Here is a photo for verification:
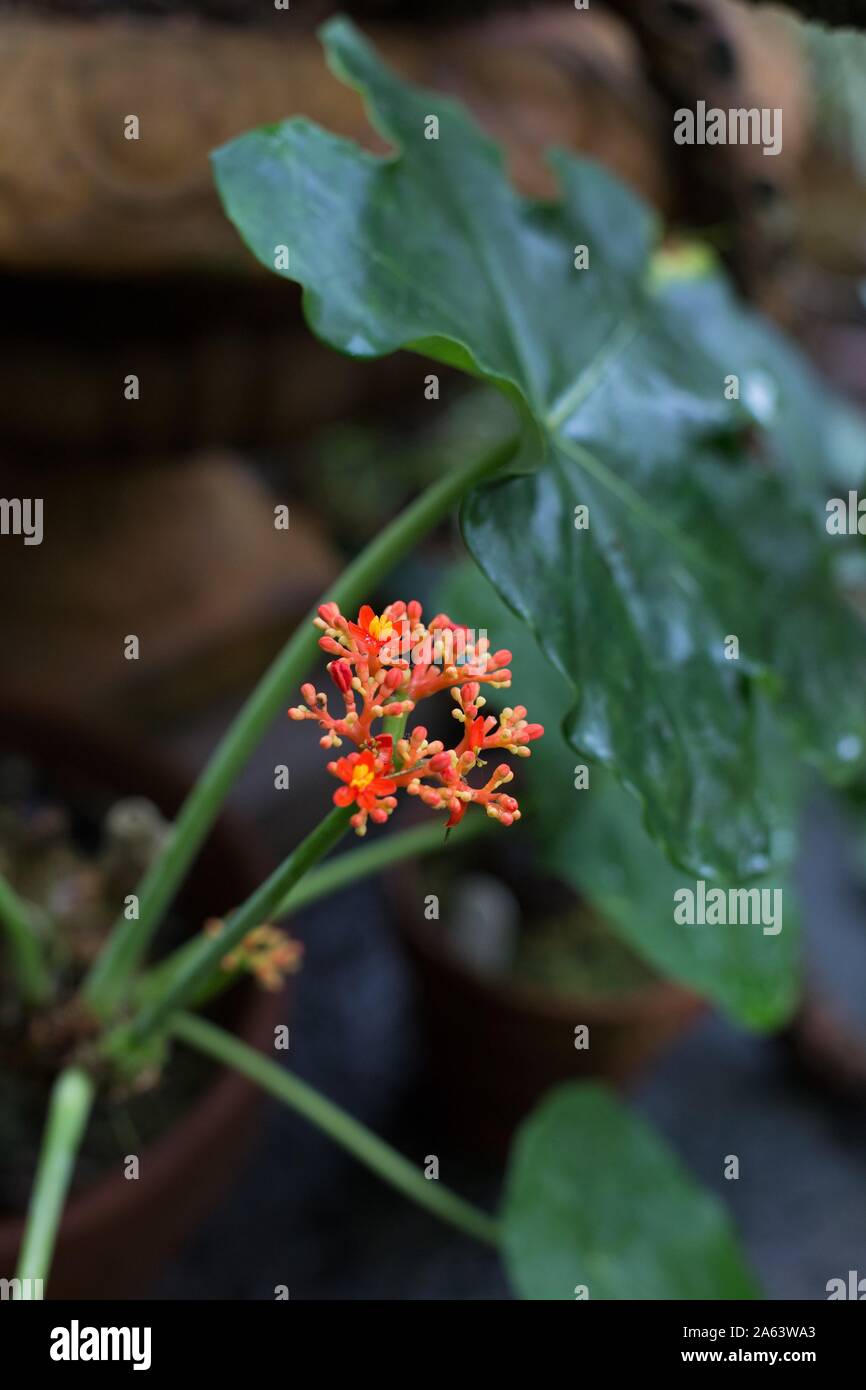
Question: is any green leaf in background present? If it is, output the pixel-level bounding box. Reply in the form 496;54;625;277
213;15;866;880
438;559;801;1030
502;1083;761;1300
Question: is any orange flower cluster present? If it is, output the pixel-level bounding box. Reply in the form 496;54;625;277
289;601;543;835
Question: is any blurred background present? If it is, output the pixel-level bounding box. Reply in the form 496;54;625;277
2;0;866;1298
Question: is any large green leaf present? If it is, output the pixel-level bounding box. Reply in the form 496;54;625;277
213;16;866;879
212;16;732;448
682;452;866;787
462;449;775;881
545;768;800;1032
502;1083;761;1300
464;435;866;872
439;560;801;1030
656;274;866;497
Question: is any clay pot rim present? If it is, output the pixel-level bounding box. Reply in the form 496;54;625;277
0;983;280;1248
387;856;704;1026
0;697;281;1249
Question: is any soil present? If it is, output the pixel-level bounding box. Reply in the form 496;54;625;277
512;900;658;997
0;1048;216;1212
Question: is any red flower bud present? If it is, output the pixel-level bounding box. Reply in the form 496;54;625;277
329;660;353;693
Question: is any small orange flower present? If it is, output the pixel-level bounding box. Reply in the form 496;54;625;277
328;746;398;833
347;604;395;654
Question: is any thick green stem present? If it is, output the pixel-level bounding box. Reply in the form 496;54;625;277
113;806;352;1050
135;814;490;1013
273;812;489;918
0;873;52;1007
172;1010;499;1248
14;1067;95;1296
83;434;517;1017
381;709;410;766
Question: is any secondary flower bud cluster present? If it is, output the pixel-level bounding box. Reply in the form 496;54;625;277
204;920;303;991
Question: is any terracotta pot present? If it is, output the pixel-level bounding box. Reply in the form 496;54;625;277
390;860;705;1157
0;702;283;1298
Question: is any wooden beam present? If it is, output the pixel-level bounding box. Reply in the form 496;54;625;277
0;11;666;273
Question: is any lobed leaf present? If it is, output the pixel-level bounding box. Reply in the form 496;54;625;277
213;16;866;879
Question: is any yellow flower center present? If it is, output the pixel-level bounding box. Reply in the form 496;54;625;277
350;761;376;792
368;613;393;642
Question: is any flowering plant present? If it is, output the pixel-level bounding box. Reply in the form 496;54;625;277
4;17;866;1304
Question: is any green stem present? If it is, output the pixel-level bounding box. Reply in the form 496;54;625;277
82;434;517;1018
381;709;410;767
172;1010;499;1248
135;814;490;1013
0;872;52;1007
14;1067;95;1296
273;812;489;918
115;805;352;1049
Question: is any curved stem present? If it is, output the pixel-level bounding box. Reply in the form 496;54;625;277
114;805;352;1050
14;1067;95;1296
83;434;518;1018
134;814;490;1014
0;873;52;1007
272;811;489;918
172;1010;500;1249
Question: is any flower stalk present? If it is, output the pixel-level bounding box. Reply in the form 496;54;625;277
172;1010;499;1248
82;434;518;1019
134;813;490;1012
14;1068;95;1295
0;872;52;1007
275;811;490;917
111;805;352;1051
